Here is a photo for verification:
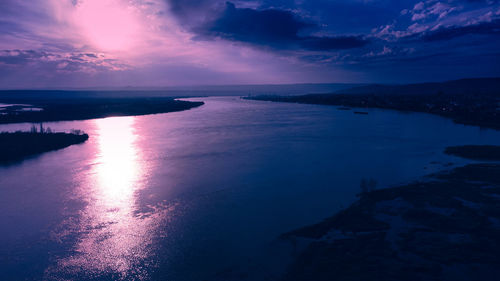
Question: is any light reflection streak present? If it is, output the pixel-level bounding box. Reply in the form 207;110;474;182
97;116;139;209
50;117;160;279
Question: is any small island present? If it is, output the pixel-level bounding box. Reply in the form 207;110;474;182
0;94;205;164
280;145;500;281
0;127;89;164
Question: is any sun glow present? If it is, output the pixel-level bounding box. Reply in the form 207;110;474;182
75;0;140;51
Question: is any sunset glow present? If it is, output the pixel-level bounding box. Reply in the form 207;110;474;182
2;0;499;87
75;0;141;51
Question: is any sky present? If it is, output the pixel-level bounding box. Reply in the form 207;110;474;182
0;0;499;88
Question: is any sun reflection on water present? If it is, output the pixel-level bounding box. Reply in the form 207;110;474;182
49;117;161;279
97;116;140;206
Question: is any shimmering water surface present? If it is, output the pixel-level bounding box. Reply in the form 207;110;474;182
1;97;500;280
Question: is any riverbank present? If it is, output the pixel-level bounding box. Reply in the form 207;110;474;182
0;131;89;164
280;145;500;281
0;97;204;124
245;78;500;130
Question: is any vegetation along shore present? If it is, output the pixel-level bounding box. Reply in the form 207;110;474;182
0;126;89;165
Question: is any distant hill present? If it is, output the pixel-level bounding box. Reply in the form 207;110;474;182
335;77;500;96
0;83;364;99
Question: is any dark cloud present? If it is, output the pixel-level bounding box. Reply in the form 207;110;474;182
300;36;367;51
206;2;311;46
200;2;368;51
422;19;500;41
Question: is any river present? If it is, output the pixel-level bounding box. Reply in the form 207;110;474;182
1;96;500;280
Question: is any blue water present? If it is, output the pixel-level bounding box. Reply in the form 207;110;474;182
1;96;499;280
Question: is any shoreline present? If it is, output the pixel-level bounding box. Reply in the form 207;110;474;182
244;92;500;131
280;145;500;281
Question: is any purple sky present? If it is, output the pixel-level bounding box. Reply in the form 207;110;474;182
1;0;499;88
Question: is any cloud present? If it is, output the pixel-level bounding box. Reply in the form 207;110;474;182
374;0;500;41
0;49;128;72
206;2;312;45
0;50;50;65
1;0;500;87
198;2;368;51
422;18;500;41
299;36;368;51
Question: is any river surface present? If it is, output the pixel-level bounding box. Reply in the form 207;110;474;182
1;96;500;280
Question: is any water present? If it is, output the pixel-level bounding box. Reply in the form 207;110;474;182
0;103;43;113
1;97;500;280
